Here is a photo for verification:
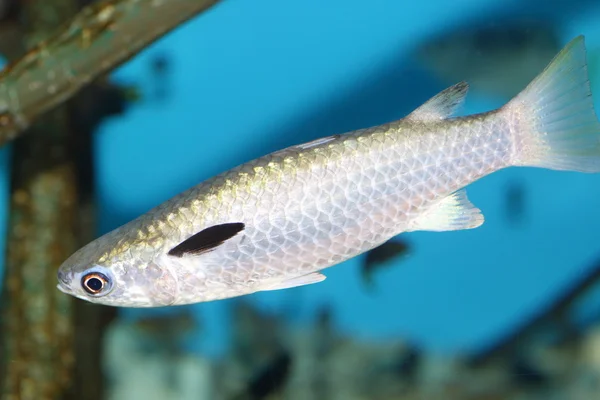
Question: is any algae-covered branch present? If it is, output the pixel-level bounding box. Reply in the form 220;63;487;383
0;0;220;147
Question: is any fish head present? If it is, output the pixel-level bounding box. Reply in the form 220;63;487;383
56;234;179;308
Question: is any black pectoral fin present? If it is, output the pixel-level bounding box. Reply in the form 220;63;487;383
168;222;245;257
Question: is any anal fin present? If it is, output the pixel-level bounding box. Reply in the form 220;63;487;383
409;189;484;232
260;272;326;291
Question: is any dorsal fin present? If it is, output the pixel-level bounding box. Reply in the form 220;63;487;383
407;82;469;121
168;222;245;257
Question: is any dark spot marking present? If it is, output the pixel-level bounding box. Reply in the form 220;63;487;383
168;222;245;258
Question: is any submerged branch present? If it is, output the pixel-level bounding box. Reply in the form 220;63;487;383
0;0;221;146
0;1;81;398
469;256;600;365
0;1;119;399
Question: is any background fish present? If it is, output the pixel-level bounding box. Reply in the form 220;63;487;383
57;36;600;308
414;20;561;99
148;52;172;102
361;239;411;292
504;180;527;227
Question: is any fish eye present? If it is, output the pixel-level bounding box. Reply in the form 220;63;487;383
81;271;112;296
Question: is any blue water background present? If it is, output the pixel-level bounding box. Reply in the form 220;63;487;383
1;0;600;358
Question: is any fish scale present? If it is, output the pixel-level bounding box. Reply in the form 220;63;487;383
57;36;600;307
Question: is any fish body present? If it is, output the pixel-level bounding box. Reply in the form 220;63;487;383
58;36;600;307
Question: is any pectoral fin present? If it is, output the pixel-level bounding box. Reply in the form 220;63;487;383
408;190;484;232
168;222;245;257
260;272;326;291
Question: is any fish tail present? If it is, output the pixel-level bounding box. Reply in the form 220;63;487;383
504;35;600;172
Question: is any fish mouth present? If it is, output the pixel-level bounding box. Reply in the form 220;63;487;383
56;282;90;302
56;283;70;294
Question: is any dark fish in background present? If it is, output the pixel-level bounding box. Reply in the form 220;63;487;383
231;350;293;400
362;239;411;292
149;52;172;101
414;20;561;99
504;180;526;227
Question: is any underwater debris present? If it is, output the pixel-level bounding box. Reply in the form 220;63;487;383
131;308;199;357
509;356;549;387
310;306;337;399
212;302;422;400
361;238;411;292
386;345;422;381
0;0;221;147
128;309;201;392
313;305;337;358
414;19;561;99
231;350;293;400
133;310;197;339
0;0;21;60
99;289;600;400
471;253;600;366
103;317;213;400
230;300;286;368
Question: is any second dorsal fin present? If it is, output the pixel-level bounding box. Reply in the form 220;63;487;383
407;81;469;121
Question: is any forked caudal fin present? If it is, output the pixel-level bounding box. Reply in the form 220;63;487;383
504;35;600;172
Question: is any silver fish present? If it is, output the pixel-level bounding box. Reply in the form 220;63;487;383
57;36;600;307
